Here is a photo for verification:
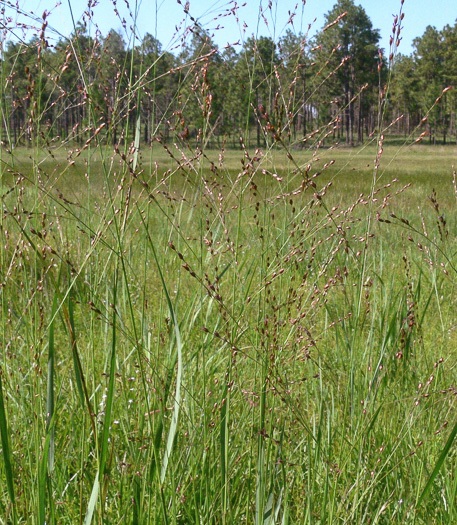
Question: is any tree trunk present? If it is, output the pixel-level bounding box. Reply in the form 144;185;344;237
357;93;362;144
345;84;350;145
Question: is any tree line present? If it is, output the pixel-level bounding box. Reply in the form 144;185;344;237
1;0;456;149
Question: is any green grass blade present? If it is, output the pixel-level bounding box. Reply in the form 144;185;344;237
46;287;60;474
99;277;118;495
157;273;183;484
221;381;229;522
67;294;97;439
139;213;183;484
0;373;16;523
38;412;56;525
84;472;99;525
68;295;86;409
39;283;60;525
160;328;183;484
85;275;118;524
417;420;457;506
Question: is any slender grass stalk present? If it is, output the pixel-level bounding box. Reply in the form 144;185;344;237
0;374;16;524
417;421;457;507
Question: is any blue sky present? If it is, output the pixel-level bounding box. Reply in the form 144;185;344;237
7;0;457;55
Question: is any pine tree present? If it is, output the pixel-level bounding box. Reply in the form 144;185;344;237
314;0;381;145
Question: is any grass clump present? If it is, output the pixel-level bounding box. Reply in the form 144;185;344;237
0;1;456;524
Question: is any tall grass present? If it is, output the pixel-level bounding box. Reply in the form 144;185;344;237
0;1;456;524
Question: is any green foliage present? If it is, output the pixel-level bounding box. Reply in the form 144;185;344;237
1;1;457;523
313;0;383;144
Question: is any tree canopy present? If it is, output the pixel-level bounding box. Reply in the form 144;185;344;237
1;0;456;149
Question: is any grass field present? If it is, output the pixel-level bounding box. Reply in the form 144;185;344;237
1;139;457;524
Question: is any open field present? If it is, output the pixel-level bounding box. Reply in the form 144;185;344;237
1;141;457;523
3;0;457;521
4;141;457;205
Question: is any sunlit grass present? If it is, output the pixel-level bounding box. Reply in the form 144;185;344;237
0;2;457;523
